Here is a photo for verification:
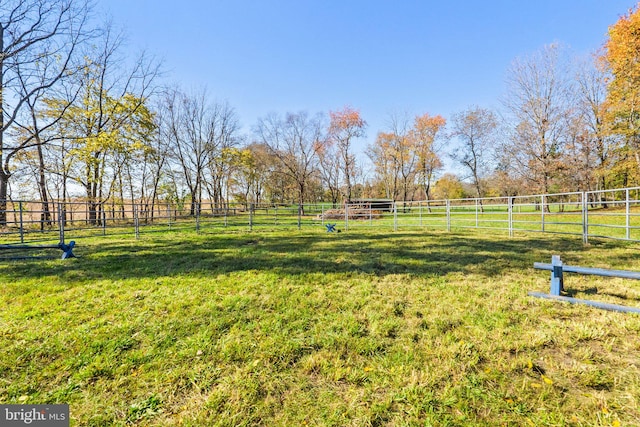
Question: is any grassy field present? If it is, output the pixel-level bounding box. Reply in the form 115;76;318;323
1;228;640;426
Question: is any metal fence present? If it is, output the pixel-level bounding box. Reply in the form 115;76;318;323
3;187;640;245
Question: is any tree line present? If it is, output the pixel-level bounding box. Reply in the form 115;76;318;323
3;0;640;225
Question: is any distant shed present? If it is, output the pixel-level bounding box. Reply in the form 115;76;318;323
347;199;394;212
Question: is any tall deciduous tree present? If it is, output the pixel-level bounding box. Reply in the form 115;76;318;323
366;131;401;200
255;111;323;208
503;43;574;196
602;4;640;183
389;113;417;202
161;88;224;215
575;56;611;193
204;101;241;209
327;106;366;202
315;136;341;206
0;0;92;224
450;107;497;200
48;27;158;223
234;142;276;205
410;113;446;202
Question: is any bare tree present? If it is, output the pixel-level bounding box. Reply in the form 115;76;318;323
204;100;241;209
255;111;323;209
575;55;613;194
315;136;341;206
12;72;81;227
450;106;497;201
0;0;93;224
161;88;209;215
387;112;417;202
502;44;575;197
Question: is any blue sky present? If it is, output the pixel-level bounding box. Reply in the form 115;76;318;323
101;0;636;175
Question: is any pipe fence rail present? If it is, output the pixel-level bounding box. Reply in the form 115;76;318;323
3;187;640;244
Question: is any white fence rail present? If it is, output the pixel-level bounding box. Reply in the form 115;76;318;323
3;187;640;244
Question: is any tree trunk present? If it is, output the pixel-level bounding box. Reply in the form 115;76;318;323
0;171;8;226
0;26;6;226
37;143;52;229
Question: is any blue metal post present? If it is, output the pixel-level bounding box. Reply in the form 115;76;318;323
550;255;563;296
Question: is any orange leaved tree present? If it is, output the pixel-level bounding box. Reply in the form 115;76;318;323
327;106;366;203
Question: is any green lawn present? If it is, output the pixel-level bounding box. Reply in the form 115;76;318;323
1;229;640;426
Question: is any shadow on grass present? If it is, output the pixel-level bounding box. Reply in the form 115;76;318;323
1;230;635;283
563;284;640;303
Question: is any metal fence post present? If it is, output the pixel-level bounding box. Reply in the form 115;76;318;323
19;201;24;243
550;255;564;296
249;203;254;231
58;203;65;245
134;204;140;240
541;195;545;232
446;200;451;232
394;201;398;232
102;208;107;236
582;192;588;244
344;203;349;231
475;198;479;228
508;197;514;237
626;188;630;240
167;203;172;229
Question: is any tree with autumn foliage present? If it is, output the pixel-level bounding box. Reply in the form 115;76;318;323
602;3;640;185
409;113;446;202
327;106;366;202
367;114;415;201
46;28;158;224
433;173;465;200
366;131;402;200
